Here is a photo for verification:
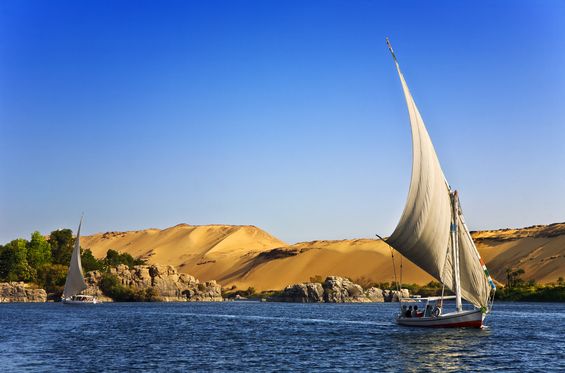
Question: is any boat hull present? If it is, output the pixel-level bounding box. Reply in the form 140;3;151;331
62;297;99;305
396;309;484;328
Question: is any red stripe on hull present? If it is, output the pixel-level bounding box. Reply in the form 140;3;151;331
427;320;482;328
398;319;483;328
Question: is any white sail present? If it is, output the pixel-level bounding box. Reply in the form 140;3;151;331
385;40;494;309
455;206;495;308
62;218;87;299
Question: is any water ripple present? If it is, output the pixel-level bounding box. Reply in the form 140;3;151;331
0;302;563;372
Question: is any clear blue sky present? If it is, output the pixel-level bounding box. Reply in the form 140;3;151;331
1;0;564;244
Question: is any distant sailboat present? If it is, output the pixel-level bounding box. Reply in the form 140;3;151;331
383;39;496;327
62;217;98;304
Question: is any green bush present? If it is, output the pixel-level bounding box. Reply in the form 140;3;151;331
0;239;36;282
100;273;132;301
27;232;52;268
81;249;104;272
36;264;68;294
222;286;258;299
144;287;157;301
1;229;148;299
99;273;156;301
48;229;74;265
105;249;146;268
495;284;565;301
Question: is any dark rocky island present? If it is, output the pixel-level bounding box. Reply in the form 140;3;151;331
274;276;409;303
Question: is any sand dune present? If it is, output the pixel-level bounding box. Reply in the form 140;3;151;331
82;224;287;284
219;239;434;291
82;222;565;291
472;223;565;285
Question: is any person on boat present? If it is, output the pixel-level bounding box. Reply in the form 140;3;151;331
425;304;433;317
412;305;419;317
405;306;413;317
431;301;442;317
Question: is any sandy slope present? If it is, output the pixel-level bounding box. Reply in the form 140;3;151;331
81;224;287;285
82;222;565;291
223;239;435;291
472;223;565;285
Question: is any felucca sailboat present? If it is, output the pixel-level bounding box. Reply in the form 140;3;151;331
62;217;98;304
382;39;496;327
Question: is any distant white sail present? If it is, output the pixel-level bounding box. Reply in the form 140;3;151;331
62;218;87;299
386;41;494;308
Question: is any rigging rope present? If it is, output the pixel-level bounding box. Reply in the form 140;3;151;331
376;234;401;293
398;254;402;290
387;246;401;292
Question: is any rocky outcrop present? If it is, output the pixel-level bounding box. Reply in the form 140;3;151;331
383;288;410;302
275;277;409;303
365;287;385;302
278;282;324;303
85;264;223;302
83;271;115;302
0;282;47;303
323;276;370;303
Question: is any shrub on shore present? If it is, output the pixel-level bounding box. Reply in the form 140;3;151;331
99;273;156;301
222;286;259;299
0;229;147;300
496;283;565;301
494;268;565;301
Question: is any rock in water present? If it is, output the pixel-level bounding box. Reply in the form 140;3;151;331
383;288;410;302
364;287;385;302
85;264;223;302
275;278;409;303
396;289;410;301
323;276;370;303
0;282;47;303
279;282;324;302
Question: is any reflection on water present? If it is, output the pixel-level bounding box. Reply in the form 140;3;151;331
0;302;563;372
388;327;490;372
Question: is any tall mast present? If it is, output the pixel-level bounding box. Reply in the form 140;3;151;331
386;37;398;62
450;191;462;312
385;37;493;311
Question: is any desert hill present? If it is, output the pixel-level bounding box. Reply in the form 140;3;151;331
82;224;286;284
471;223;565;284
82;222;565;291
220;239;434;291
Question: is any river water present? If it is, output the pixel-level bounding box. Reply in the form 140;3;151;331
0;301;563;372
